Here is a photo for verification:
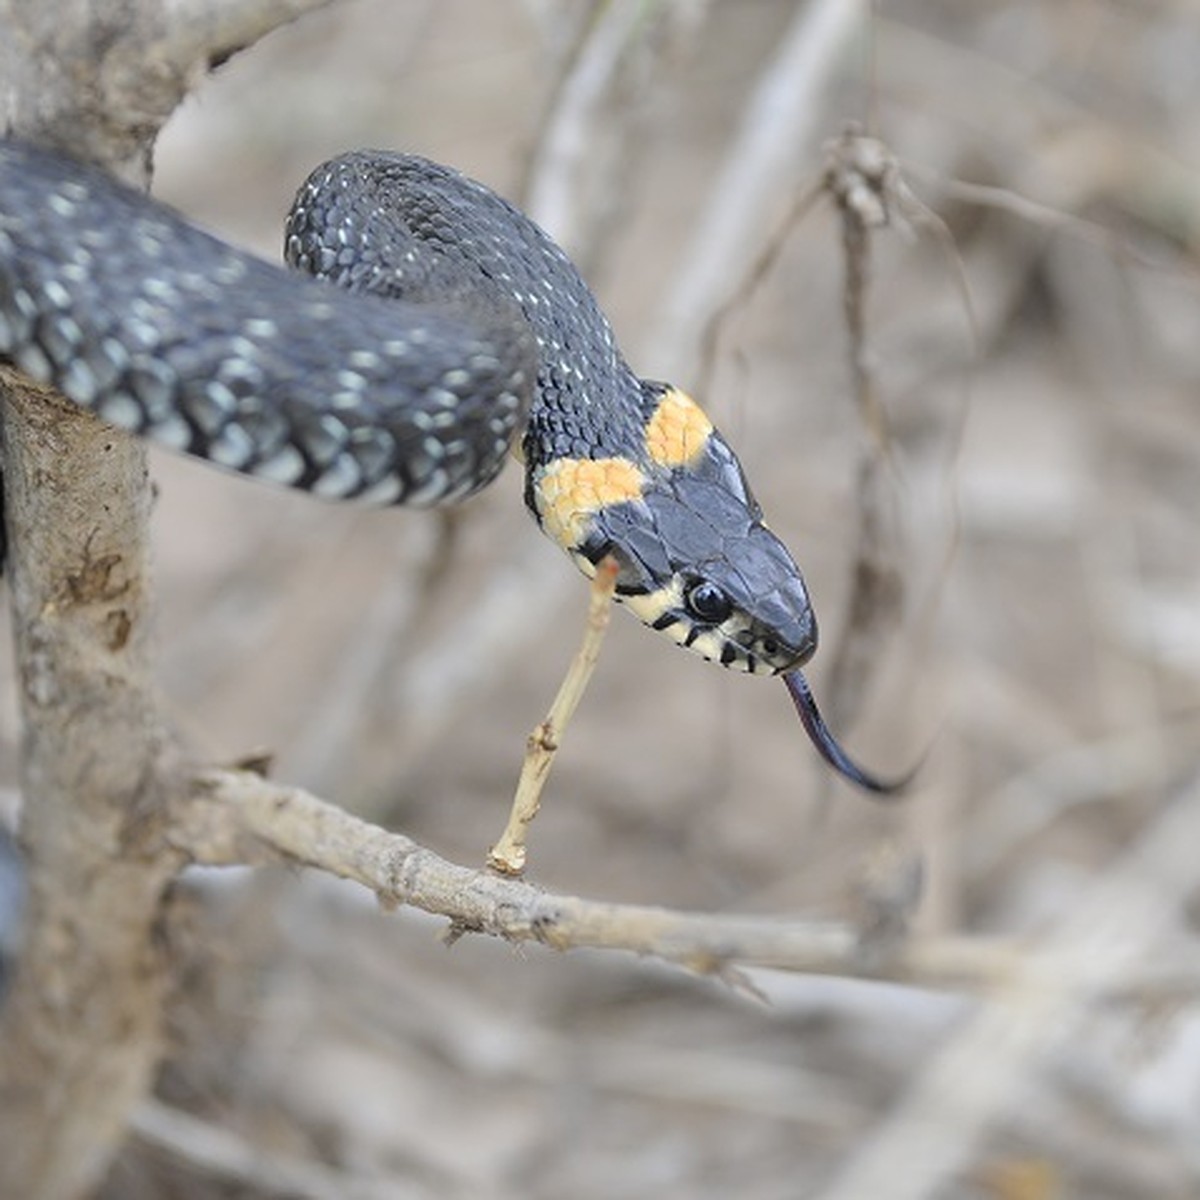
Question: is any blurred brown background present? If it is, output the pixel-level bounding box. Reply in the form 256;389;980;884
4;1;1200;1196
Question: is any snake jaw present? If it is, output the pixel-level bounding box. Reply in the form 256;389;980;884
782;669;912;797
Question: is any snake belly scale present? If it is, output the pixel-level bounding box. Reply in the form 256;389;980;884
0;138;904;794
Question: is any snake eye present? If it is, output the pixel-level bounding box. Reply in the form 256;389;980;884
684;579;732;625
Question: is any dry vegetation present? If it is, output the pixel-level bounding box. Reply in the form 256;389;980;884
2;1;1199;1196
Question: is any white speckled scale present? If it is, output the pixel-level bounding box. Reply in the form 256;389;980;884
0;139;540;506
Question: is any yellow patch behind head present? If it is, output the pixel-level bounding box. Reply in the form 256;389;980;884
644;387;714;469
535;456;646;550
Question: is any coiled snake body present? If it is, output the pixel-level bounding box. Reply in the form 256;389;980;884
0;138;901;793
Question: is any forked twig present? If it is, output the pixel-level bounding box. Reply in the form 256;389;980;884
487;557;620;876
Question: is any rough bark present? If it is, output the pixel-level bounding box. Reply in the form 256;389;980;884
0;378;182;1200
0;3;329;1197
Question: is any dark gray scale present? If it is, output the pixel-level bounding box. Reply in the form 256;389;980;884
0;139;535;506
588;424;818;669
285;152;650;491
0;139;908;794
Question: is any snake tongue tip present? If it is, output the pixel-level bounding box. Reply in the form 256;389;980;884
782;669;912;799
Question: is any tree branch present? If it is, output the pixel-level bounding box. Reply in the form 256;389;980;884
0;377;184;1200
0;0;329;173
142;0;334;67
170;769;1200;1004
0;3;347;1197
166;766;1102;995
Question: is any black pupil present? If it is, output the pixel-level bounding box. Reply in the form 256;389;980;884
685;580;732;625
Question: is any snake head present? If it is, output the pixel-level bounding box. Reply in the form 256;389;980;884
528;383;913;795
586;482;819;676
531;384;817;675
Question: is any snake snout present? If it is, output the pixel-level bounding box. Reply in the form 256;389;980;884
728;526;818;675
766;607;818;674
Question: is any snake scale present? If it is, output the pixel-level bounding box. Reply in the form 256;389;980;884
0;137;904;794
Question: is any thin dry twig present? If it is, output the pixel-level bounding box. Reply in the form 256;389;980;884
648;0;865;382
915;169;1200;284
694;174;827;396
131;1099;410;1200
825;129;896;445
488;557;619;876
523;0;652;252
819;128;909;731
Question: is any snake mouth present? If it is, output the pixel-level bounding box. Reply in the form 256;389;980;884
782;669;913;797
731;620;816;675
617;583;815;675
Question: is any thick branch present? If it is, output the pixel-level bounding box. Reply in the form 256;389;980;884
0;376;184;1200
0;0;333;170
0;3;347;1198
141;0;335;66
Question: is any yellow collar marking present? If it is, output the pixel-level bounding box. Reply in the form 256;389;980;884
536;456;646;549
644;387;714;469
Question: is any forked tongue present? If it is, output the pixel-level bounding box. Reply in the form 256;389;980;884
783;669;913;797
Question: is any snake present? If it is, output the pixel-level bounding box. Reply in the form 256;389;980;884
0;137;905;795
